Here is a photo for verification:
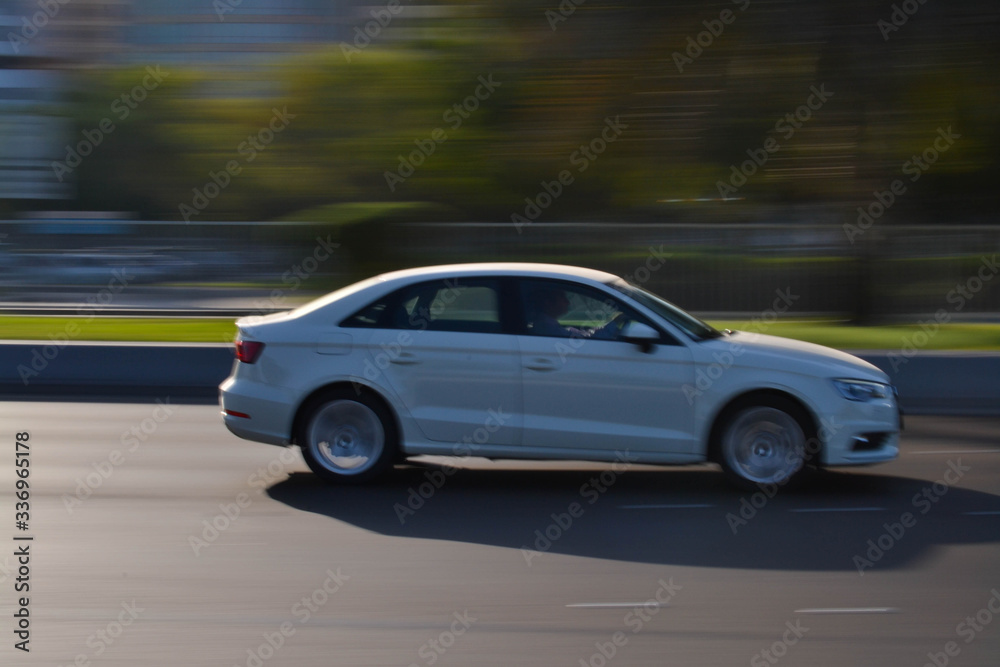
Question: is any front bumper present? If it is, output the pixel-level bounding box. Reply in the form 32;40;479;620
820;395;901;466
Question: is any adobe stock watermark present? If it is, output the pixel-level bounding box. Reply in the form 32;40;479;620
853;458;969;575
921;589;1000;667
521;450;637;566
384;74;501;192
621;245;673;287
0;553;18;585
725;416;841;535
189;446;300;556
716;84;833;199
214;0;243;21
246;446;300;496
683;338;746;406
672;0;751;73
340;0;406;62
62;398;175;514
393;407;510;524
240;236;340;322
233;567;350;667
547;245;673;366
7;0;71;54
682;287;800;405
16;267;136;386
406;610;477;667
750;619;810;667
887;254;997;371
510;116;628;232
55;600;145;667
51;65;169;182
577;578;683;667
844;126;959;243
179;106;295;222
545;0;586;31
877;0;931;41
348;279;466;393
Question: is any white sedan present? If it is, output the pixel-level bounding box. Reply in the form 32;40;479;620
219;263;900;489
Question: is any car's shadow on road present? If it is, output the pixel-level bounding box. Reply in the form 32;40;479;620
267;462;1000;572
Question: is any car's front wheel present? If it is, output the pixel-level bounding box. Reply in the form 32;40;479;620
718;400;811;490
297;390;397;483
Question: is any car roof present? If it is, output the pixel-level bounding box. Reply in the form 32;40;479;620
373;262;620;286
278;263;623;323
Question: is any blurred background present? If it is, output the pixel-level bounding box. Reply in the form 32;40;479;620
0;0;998;323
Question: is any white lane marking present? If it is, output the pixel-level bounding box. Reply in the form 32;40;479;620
567;602;665;609
618;504;715;509
789;507;884;513
794;607;899;614
964;511;1000;515
911;449;1000;455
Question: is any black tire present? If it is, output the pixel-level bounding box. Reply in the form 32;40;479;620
296;389;397;484
716;398;813;491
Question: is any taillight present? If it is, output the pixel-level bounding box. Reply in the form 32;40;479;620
235;339;265;364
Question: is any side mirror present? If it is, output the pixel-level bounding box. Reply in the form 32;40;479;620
620;321;659;353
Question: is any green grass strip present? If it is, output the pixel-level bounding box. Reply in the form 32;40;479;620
0;317;238;343
0;316;997;349
707;321;1000;351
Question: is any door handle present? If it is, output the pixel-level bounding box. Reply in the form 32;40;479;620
524;358;558;372
389;353;420;365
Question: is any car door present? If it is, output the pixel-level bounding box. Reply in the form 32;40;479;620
516;278;697;455
361;277;521;447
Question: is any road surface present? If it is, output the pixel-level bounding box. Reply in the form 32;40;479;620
2;401;999;666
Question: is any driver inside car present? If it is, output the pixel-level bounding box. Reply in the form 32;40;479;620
527;287;624;340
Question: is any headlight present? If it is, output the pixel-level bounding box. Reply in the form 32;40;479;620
833;379;890;402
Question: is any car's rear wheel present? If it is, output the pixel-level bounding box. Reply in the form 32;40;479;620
298;390;396;483
718;401;810;490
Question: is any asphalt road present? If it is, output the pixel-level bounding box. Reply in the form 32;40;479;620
2;402;1000;666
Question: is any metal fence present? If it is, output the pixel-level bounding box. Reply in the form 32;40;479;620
1;220;998;320
390;223;1000;320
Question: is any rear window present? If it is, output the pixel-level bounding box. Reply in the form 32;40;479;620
342;278;502;334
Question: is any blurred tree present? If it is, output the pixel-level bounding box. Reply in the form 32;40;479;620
19;0;995;234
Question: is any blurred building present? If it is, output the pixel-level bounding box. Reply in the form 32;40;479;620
1;0;127;200
120;0;352;66
0;0;360;202
2;0;362;65
0;0;127;65
0;65;68;199
0;0;125;303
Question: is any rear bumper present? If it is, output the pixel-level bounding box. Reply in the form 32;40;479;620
219;375;296;447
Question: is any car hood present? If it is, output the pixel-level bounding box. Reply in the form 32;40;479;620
707;330;890;383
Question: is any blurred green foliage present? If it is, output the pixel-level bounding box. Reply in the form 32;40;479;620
50;0;1000;224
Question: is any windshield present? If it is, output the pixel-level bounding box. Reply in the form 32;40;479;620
608;279;722;341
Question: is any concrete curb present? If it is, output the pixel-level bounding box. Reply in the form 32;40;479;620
1;342;232;401
0;342;997;415
855;351;1000;416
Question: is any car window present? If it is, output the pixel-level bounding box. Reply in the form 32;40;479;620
342;279;503;333
519;279;656;342
402;280;501;333
342;280;501;332
341;299;388;327
607;279;721;341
